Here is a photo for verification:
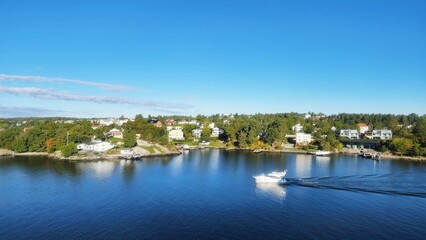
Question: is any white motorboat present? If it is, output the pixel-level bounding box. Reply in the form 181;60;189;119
315;151;331;156
254;170;287;184
267;170;287;178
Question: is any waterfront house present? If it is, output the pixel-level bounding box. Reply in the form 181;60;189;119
77;141;114;152
211;127;222;137
357;123;369;134
372;129;392;140
192;129;202;138
292;123;303;133
295;132;312;145
340;129;359;139
168;127;184;141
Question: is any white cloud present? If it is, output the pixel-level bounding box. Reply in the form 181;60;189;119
0;86;191;111
0;73;132;91
0;106;70;117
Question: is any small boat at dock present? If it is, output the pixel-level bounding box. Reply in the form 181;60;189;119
130;154;142;160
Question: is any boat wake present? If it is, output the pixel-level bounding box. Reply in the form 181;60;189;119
285;173;426;198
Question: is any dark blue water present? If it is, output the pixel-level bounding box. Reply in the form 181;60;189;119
1;150;426;239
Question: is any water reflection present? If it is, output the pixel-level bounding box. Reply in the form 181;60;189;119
294;154;313;177
171;153;183;176
255;183;287;202
315;156;331;165
209;149;220;172
0;156;83;177
120;160;136;181
88;161;117;179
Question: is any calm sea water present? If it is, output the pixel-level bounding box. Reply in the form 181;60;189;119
1;150;426;239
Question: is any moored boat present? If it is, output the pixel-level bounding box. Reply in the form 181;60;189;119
315;151;331;156
131;154;142;160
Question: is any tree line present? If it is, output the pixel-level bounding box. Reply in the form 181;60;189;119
0;113;424;157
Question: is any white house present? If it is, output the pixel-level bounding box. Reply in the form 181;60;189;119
99;118;115;126
208;122;215;129
372;129;392;140
292;123;303;133
115;119;129;126
340;129;359;139
168;127;184;141
77;141;114;152
97;118;129;126
167;126;183;131
192;129;202;138
295;132;312;145
357;123;369;134
178;120;198;125
211;127;221;137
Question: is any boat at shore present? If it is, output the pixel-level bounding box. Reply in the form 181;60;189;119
359;150;381;160
130;154;142;160
315;151;331;156
254;170;287;184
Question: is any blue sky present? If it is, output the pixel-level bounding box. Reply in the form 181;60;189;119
0;0;425;118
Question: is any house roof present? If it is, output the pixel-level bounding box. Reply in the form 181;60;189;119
357;123;368;127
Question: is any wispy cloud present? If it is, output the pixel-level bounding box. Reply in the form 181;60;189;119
0;86;191;111
0;73;132;91
0;106;70;118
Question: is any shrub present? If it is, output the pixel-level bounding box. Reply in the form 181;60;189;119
61;143;77;157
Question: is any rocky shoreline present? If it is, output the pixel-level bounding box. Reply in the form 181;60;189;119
2;147;425;161
53;151;182;161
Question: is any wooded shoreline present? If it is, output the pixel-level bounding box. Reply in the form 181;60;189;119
2;148;425;161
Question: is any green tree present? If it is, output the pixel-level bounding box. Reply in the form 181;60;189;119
182;124;198;139
201;125;211;142
26;126;47;152
0;127;21;149
69;120;93;143
123;130;137;148
61;143;77;157
12;135;28;153
391;138;413;156
413;116;426;146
